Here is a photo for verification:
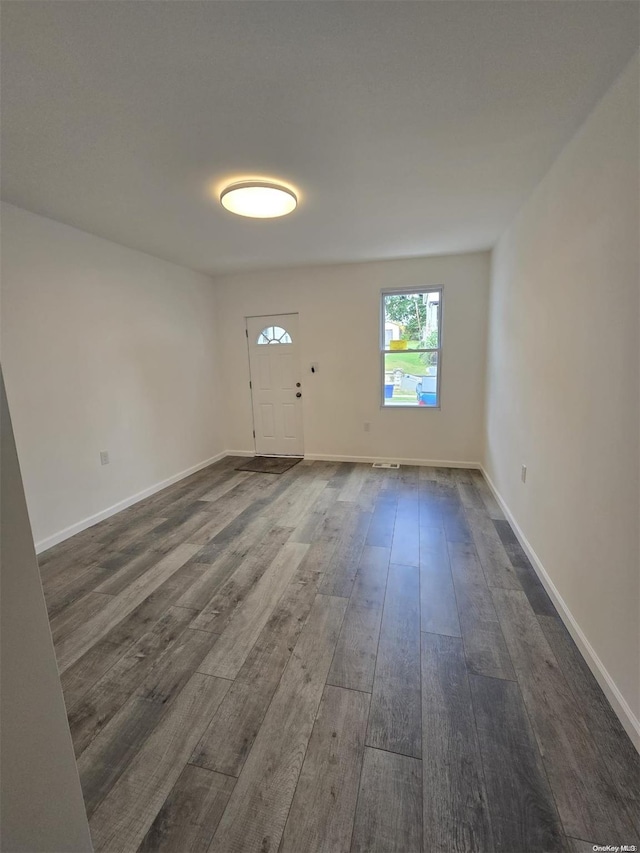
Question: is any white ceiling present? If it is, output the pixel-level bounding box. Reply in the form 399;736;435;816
2;1;638;275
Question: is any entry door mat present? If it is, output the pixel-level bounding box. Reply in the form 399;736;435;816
236;456;303;475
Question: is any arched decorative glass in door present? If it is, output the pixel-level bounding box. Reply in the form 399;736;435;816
256;325;292;345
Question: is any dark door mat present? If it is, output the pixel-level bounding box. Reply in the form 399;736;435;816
236;456;303;474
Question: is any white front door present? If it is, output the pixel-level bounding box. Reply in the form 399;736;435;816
246;314;304;456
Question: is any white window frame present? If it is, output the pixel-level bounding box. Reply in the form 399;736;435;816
380;286;443;409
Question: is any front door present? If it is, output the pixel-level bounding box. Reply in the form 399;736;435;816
246;313;303;456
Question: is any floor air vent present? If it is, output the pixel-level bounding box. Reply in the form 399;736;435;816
372;462;400;469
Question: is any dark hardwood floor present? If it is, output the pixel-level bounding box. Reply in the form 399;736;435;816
39;458;640;853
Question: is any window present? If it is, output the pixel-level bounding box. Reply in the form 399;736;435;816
381;288;442;407
257;325;292;345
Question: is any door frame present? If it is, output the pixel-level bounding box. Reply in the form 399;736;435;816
245;312;304;457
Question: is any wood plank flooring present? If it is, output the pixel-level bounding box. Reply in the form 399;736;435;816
41;457;640;852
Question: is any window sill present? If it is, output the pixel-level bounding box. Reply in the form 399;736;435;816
380;403;441;410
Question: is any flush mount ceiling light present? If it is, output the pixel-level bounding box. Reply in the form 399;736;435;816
220;181;297;218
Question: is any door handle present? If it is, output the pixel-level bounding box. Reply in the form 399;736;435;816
296;392;302;398
296;382;301;387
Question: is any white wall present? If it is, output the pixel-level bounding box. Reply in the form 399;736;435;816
1;203;223;549
215;252;490;465
1;371;93;853
484;55;639;736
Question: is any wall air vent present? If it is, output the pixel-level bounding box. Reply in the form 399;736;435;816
372;462;400;469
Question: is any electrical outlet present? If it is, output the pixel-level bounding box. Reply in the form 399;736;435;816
100;450;110;466
521;464;527;483
364;422;371;432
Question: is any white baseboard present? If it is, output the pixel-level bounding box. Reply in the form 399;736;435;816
481;466;640;751
225;449;481;468
35;451;227;554
304;452;480;469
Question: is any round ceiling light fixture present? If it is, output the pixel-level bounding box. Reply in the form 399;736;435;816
220;180;297;218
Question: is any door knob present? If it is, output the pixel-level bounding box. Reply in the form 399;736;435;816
296;382;301;387
296;392;302;398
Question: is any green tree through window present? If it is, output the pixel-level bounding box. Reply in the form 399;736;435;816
384;294;427;342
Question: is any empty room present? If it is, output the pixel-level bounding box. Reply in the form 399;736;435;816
1;2;638;852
